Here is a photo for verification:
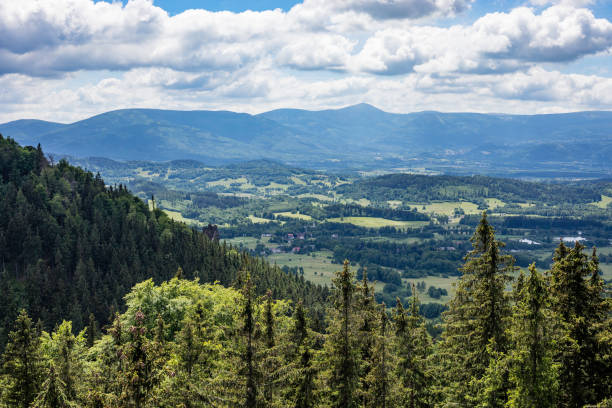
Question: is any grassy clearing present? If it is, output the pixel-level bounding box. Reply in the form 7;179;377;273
162;209;203;227
248;215;273;224
485;198;505;209
327;217;429;229
267;250;343;287
290;176;307;186
274;211;313;220
225;236;261;250
263;182;291;191
417;201;480;217
591;194;612;209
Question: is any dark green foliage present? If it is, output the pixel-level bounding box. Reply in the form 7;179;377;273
0;137;328;348
322;260;360;408
550;242;611;408
340;173;602;204
438;212;514;406
506;265;558;408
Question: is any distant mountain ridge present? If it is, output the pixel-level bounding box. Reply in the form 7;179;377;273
1;104;611;174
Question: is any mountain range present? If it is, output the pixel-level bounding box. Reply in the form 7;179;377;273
1;103;611;175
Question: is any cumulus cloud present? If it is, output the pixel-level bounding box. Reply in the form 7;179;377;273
0;0;611;121
350;5;612;75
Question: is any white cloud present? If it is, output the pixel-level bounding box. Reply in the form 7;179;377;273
0;0;611;120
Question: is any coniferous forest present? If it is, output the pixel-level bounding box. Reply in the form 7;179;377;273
1;136;611;407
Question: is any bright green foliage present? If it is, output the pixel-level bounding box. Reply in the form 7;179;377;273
438;212;514;406
321;260;360;408
40;320;87;404
0;136;329;349
506;264;558;408
550;242;611;407
31;366;76;408
119;309;159;408
1;309;44;408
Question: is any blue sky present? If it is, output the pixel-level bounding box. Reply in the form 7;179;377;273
1;0;611;122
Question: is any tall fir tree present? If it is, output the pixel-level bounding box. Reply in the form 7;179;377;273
355;268;378;407
365;303;394;408
1;309;44;408
506;264;559;408
395;288;432;408
438;212;514;407
322;260;360;408
241;272;260;408
549;242;611;407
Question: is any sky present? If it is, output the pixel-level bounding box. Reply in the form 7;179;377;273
1;0;611;123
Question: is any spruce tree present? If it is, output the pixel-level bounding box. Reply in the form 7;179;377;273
1;309;44;408
549;242;611;407
366;304;394;408
31;366;75;408
241;272;260;408
355;268;378;407
438;212;514;406
284;301;317;408
506;264;558;408
322;259;359;408
395;290;432;408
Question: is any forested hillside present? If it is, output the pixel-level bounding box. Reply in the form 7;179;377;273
0;215;609;407
0;136;329;348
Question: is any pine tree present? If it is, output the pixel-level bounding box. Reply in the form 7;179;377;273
1;309;44;408
438;212;514;406
506;264;558;408
322;259;359;408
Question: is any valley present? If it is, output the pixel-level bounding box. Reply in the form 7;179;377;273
65;155;612;316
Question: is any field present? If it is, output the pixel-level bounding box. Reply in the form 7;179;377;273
267;251;345;287
275;211;313;220
418;201;480;217
592;195;612;209
327;217;429;229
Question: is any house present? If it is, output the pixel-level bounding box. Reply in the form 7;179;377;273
297;233;305;240
271;247;283;254
292;247;301;253
287;233;295;240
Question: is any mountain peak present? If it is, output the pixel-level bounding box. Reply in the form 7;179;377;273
338;103;383;113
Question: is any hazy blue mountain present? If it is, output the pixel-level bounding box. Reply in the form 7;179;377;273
1;104;611;173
